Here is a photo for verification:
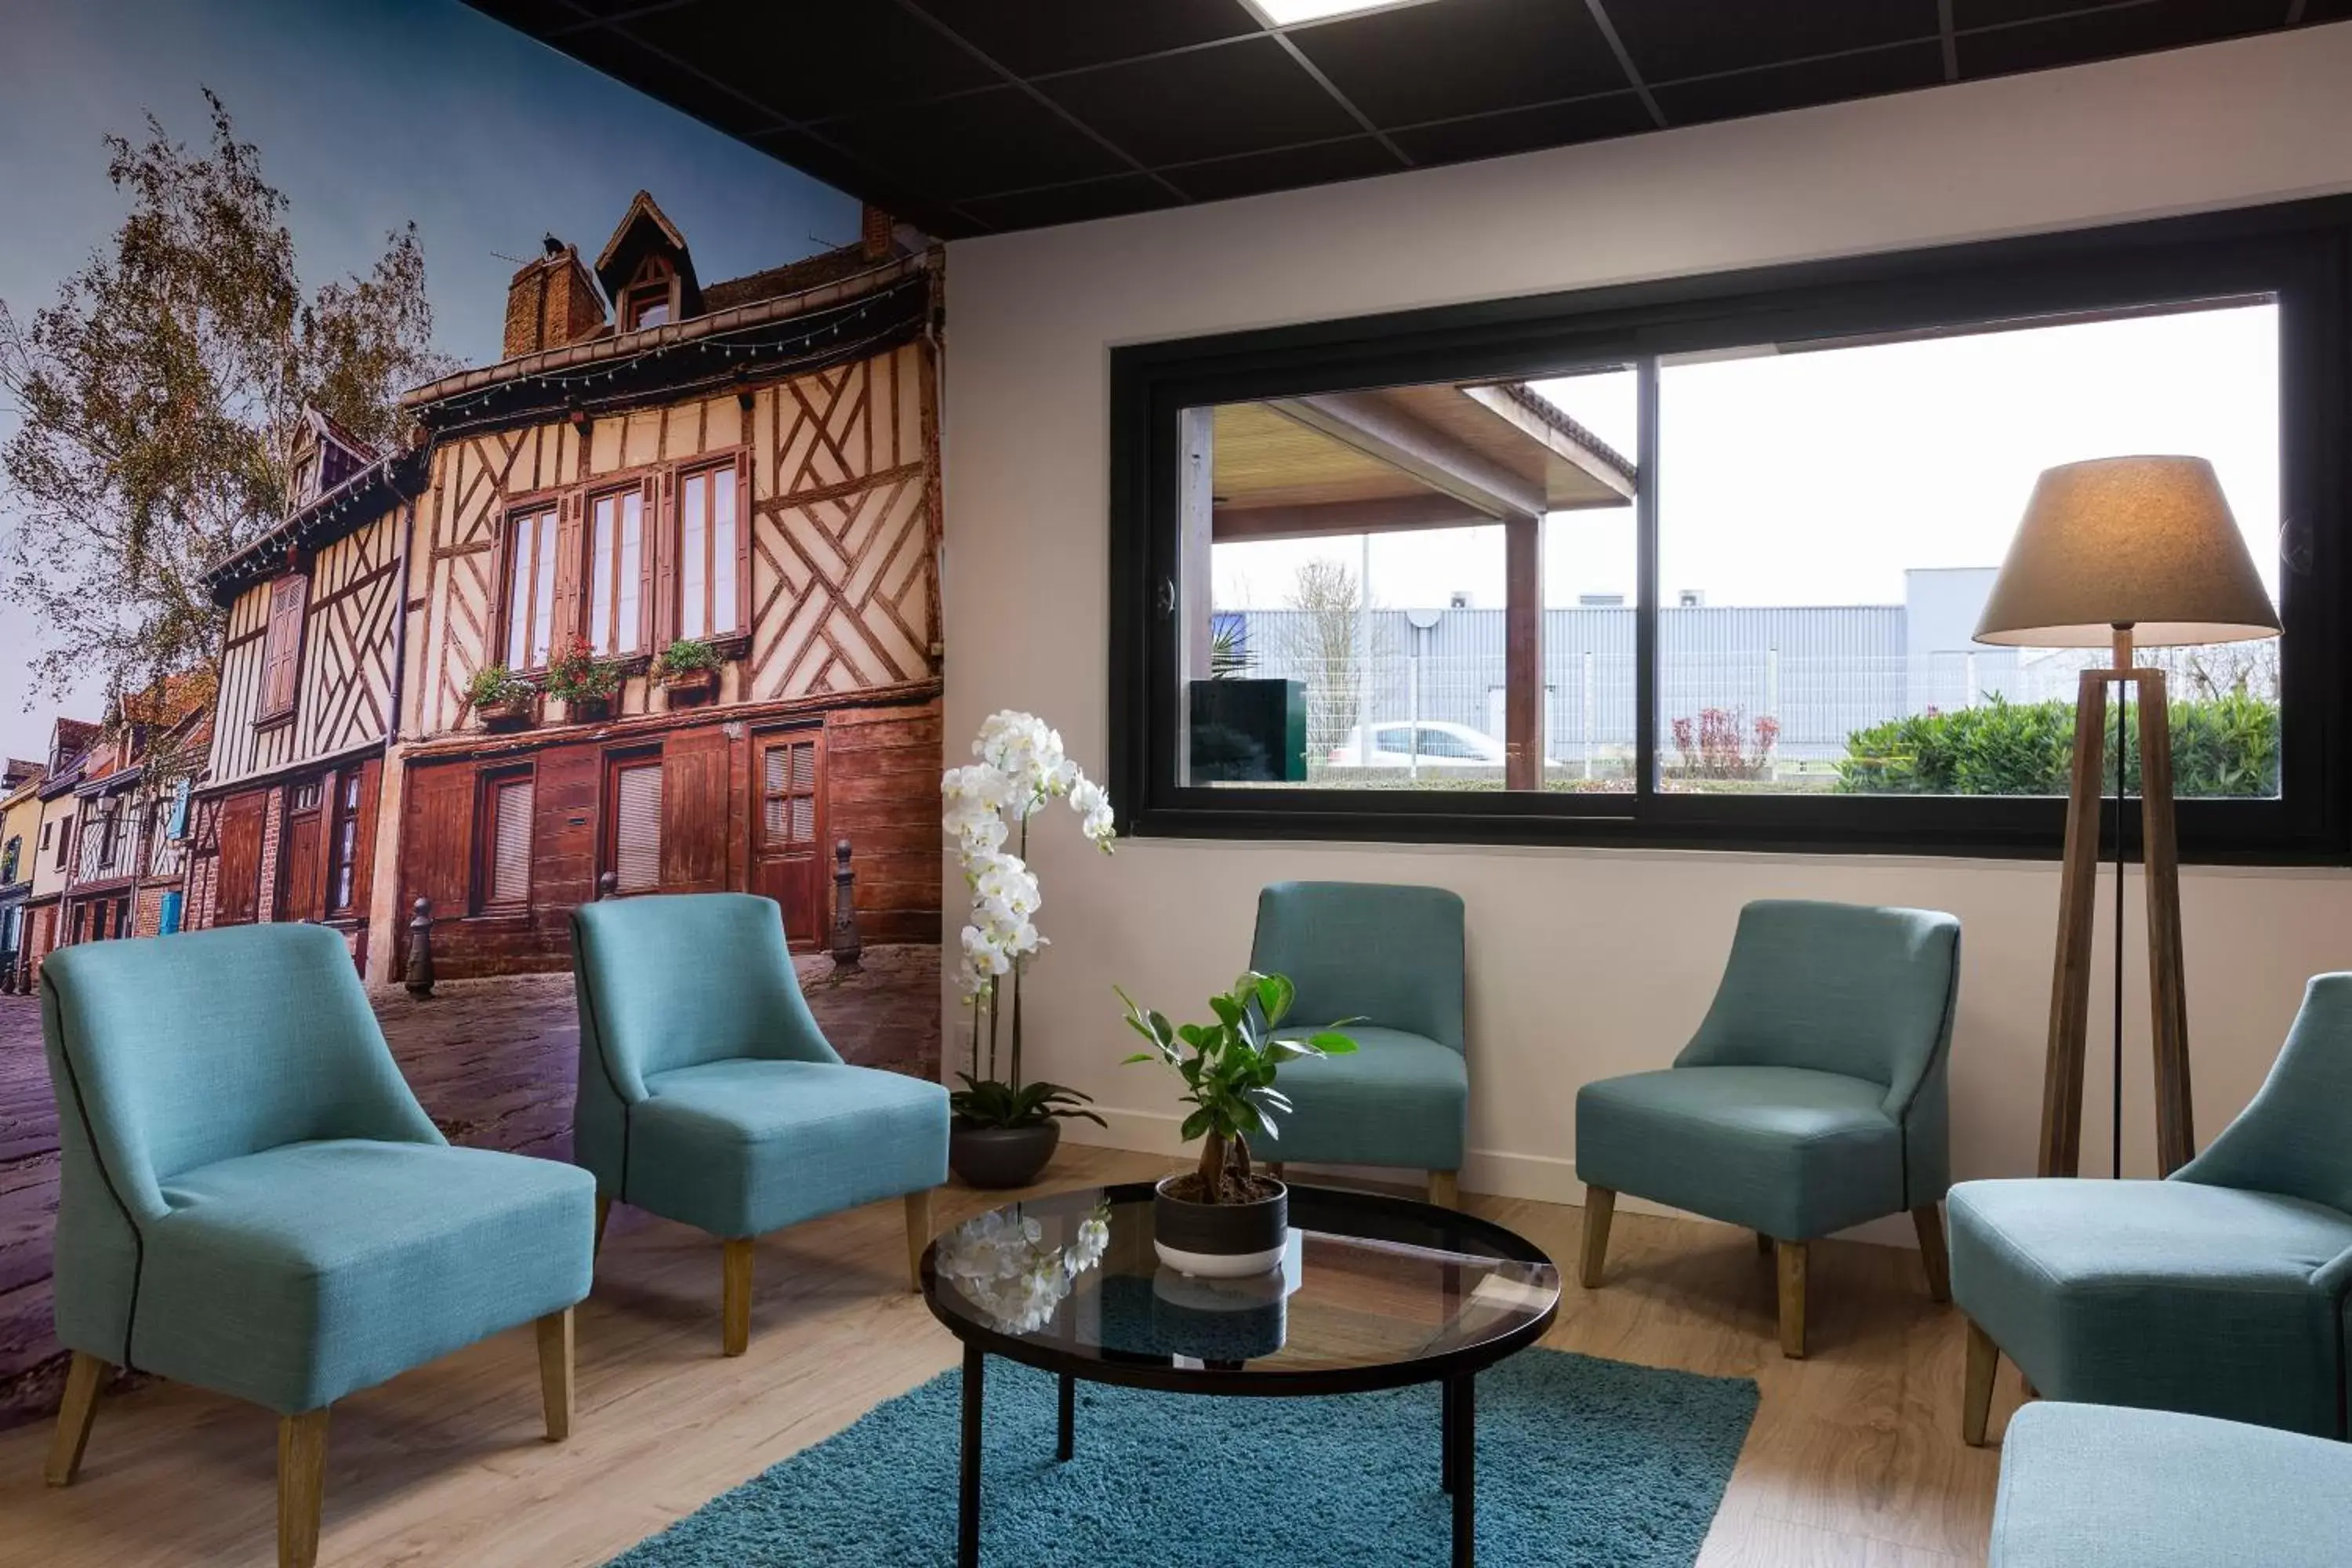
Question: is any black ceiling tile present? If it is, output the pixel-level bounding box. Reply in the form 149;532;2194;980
1602;0;1943;83
1388;92;1657;167
619;0;1000;124
746;127;975;238
819;88;1132;203
1164;136;1404;201
1038;34;1363;166
556;26;789;138
1956;0;2281;78
1651;41;1947;125
904;0;1266;78
2304;0;2352;20
1287;0;1625;128
1952;0;2133;24
956;174;1182;233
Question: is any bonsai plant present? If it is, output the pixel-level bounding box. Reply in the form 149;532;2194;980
1118;971;1357;1276
655;637;720;702
466;663;537;730
544;637;620;723
941;710;1118;1188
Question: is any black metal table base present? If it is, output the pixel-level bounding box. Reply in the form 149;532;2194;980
955;1353;1479;1566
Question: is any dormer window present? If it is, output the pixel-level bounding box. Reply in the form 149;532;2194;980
621;255;677;332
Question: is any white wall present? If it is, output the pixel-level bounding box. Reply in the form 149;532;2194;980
939;24;2352;1235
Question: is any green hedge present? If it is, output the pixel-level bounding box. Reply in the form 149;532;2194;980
1837;692;2278;798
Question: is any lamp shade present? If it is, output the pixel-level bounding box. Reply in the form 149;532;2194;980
1973;456;2280;648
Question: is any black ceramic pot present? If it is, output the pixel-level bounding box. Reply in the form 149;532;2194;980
1152;1174;1289;1277
949;1119;1061;1189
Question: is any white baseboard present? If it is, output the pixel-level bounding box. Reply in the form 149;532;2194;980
1059;1107;1915;1250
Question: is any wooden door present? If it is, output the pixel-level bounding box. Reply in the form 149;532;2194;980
215;791;267;925
752;728;826;948
279;779;325;923
659;727;731;894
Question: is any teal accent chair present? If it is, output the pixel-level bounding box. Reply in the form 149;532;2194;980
39;923;591;1568
1576;900;1963;1358
1247;881;1468;1205
572;892;949;1356
1953;973;2352;1443
1990;1402;2352;1568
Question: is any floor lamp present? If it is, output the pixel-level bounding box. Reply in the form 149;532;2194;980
1973;456;2279;1181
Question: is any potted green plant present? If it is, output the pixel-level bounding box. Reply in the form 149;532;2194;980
466;664;537;731
654;637;720;704
544;636;620;724
942;710;1120;1188
1118;971;1357;1277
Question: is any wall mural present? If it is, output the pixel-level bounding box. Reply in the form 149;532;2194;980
0;0;942;1428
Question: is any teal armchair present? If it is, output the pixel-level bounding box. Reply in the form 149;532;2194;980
572;892;948;1356
1953;973;2352;1443
1576;899;1963;1357
40;924;590;1568
1247;880;1468;1204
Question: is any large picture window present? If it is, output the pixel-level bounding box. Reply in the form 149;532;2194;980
1110;200;2351;860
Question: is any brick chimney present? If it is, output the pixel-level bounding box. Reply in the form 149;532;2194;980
503;240;608;359
860;205;895;262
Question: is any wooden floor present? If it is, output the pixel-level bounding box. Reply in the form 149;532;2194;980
0;1146;2021;1567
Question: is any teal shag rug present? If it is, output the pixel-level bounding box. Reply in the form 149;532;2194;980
608;1348;1758;1566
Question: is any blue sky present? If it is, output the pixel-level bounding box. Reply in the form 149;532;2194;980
0;0;854;761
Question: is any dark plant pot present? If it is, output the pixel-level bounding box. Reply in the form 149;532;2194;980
1152;1174;1288;1278
560;693;613;724
662;667;717;705
478;696;535;731
950;1119;1061;1189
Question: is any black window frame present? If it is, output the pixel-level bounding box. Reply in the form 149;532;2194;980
1109;198;2352;864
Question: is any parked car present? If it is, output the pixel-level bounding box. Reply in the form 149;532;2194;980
1326;721;1506;769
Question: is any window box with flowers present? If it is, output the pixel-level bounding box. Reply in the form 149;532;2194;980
654;637;721;706
544;637;622;724
467;664;539;731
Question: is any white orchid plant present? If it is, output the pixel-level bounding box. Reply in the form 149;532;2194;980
942;710;1116;1131
933;1202;1112;1335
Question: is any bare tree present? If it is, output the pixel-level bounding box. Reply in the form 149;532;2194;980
1279;556;1371;758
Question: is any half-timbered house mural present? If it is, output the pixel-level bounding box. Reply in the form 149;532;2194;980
385;194;942;981
182;412;418;971
57;677;212;946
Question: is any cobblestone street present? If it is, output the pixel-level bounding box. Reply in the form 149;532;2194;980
0;945;938;1428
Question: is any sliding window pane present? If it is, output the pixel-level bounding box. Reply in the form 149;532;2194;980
1654;302;2281;797
1178;373;1639;791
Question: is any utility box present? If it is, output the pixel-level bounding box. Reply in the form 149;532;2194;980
1188;678;1308;783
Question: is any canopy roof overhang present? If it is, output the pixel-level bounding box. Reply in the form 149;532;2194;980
1209;380;1635;544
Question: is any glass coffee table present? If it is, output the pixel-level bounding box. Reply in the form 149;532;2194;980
920;1181;1562;1568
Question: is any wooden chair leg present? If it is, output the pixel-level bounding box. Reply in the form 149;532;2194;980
1962;1316;2000;1446
1911;1203;1951;1303
1577;1186;1616;1290
278;1407;331;1568
1777;1240;1809;1359
535;1308;575;1442
903;1189;932;1293
721;1238;754;1357
1428;1170;1460;1208
44;1352;109;1487
593;1195;612;1258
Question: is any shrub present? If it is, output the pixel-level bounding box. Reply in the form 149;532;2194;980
1669;706;1779;781
1838;692;2278;798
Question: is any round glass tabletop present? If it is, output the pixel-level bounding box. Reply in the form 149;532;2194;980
920;1181;1562;1396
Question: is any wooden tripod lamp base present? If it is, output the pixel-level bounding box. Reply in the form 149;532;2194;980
2036;636;2194;1179
1972;457;2281;1184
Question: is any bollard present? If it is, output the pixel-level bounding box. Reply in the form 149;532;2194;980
405;896;434;999
829;838;862;971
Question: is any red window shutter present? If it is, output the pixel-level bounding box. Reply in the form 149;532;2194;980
261;575;307;717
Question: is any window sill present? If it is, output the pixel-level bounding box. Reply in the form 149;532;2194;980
253;709;296;732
